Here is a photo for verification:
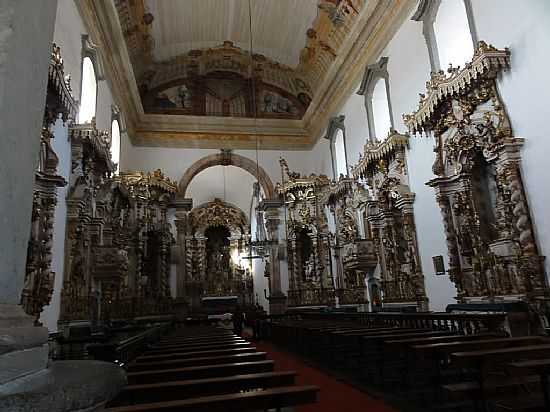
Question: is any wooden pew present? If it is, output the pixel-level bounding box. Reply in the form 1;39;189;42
109;371;298;407
328;328;430;368
410;337;545;405
128;352;268;372
360;330;455;384
442;343;550;410
109;325;319;411
135;347;257;363
151;338;246;350
145;342;252;356
105;385;319;412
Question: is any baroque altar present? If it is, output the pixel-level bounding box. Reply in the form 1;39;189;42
404;42;549;324
351;130;428;311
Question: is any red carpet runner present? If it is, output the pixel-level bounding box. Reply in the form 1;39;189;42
254;341;397;412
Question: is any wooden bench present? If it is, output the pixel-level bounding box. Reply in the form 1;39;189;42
443;344;550;410
109;325;319;411
128;360;275;385
108;371;298;406
128;352;268;372
135;347;257;363
145;342;252;356
104;385;319;412
151;338;246;350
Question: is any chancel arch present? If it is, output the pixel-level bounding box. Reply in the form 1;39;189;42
179;151;276;199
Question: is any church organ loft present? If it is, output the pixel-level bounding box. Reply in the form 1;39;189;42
2;1;550;411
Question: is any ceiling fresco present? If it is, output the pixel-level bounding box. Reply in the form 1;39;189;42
81;0;414;148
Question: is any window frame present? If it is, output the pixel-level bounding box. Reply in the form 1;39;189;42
78;55;98;124
78;35;105;124
324;115;349;180
412;0;478;72
357;56;394;142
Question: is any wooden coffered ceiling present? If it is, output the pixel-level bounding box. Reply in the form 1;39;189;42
75;0;415;150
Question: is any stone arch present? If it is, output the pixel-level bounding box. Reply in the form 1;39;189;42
179;152;275;199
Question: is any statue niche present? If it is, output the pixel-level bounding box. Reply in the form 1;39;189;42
351;130;428;311
182;199;253;309
205;225;233;296
278;159;334;307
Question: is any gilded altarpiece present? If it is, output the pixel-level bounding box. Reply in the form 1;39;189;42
404;42;549;315
60;119;177;324
324;178;377;306
351;131;428;310
181;199;254;308
22;44;77;323
278;159;334;307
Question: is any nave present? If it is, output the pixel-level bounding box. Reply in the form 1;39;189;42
2;1;550;411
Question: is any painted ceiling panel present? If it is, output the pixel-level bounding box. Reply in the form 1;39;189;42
144;0;319;67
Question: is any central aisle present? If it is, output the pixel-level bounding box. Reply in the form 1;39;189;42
255;341;397;412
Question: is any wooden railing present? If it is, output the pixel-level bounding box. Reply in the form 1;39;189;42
287;289;336;307
270;311;508;336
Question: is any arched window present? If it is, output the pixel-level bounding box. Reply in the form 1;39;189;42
413;0;477;72
358;56;394;141
370;78;392;141
325;115;348;179
334;129;347;178
111;119;120;174
78;57;97;123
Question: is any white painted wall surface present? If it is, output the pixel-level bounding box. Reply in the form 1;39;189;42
40;120;71;331
382;16;457;310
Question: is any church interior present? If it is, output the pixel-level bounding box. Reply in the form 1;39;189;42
2;0;550;411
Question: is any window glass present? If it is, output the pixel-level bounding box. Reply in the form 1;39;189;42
78;57;97;123
371;78;391;140
433;0;474;70
111;119;120;174
334;129;347;178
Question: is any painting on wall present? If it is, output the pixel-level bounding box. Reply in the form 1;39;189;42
261;91;299;115
153;85;192;109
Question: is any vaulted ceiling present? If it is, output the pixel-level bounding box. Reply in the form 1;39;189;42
144;0;318;68
78;0;415;149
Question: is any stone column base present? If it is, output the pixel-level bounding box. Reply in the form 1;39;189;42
0;360;126;411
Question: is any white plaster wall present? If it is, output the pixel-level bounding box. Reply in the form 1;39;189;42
40;119;71;331
382;16;456;311
469;0;550;282
40;0;118;331
340;83;369;169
